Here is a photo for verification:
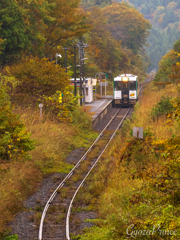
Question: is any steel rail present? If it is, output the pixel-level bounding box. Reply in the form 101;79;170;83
38;108;121;240
66;108;131;240
39;76;153;239
139;76;153;87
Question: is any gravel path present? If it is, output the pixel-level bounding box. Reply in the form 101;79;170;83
9;148;86;240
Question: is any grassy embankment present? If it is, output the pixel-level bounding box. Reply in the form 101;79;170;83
73;82;180;240
0;106;98;238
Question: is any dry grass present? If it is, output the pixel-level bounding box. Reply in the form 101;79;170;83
0;106;96;236
13;107;83;174
69;83;180;240
84;106;92;112
93;83;180;217
131;83;179;139
0;161;42;234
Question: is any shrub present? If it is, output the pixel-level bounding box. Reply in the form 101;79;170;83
71;107;92;130
3;235;19;240
0;83;35;160
150;96;175;121
43;87;91;128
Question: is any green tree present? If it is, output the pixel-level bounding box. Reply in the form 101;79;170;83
0;81;34;160
0;0;31;64
174;38;180;52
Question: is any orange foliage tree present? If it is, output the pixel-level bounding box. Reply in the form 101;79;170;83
84;7;130;77
5;57;70;104
102;2;151;54
44;0;91;57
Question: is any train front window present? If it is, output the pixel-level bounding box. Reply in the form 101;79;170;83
115;81;136;90
115;81;122;91
129;81;136;90
115;81;130;90
122;82;128;90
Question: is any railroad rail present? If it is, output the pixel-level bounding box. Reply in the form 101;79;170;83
38;77;152;240
139;76;153;87
66;108;130;239
38;107;130;240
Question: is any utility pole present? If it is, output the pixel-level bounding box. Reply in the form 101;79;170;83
63;47;69;72
77;37;89;106
82;46;85;104
79;39;83;106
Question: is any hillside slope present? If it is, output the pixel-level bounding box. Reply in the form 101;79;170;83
82;0;180;71
117;0;180;71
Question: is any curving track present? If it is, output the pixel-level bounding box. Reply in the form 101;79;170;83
38;76;153;240
38;107;130;240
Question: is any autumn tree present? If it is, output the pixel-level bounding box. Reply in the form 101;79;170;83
167;1;178;10
154;37;180;84
0;0;91;64
81;0;112;8
5;57;70;105
102;2;151;54
43;0;91;58
84;7;131;77
153;6;165;25
154;49;176;82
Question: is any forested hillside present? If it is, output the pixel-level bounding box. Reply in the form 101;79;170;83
0;1;151;238
75;38;180;240
80;1;151;77
82;0;180;71
84;3;151;79
117;0;180;71
0;0;151;80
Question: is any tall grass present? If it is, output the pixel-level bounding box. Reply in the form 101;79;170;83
121;83;180;140
0;106;97;237
75;83;180;240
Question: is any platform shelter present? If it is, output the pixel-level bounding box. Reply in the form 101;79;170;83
70;78;97;103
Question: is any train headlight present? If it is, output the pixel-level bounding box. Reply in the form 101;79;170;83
122;77;129;82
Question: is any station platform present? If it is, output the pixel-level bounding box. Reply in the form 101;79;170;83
84;96;113;128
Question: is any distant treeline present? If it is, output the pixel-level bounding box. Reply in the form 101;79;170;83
0;0;151;80
116;0;180;71
82;0;180;72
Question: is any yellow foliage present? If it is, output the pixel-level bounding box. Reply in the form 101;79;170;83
5;57;70;105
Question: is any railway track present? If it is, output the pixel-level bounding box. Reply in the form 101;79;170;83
38;107;131;240
38;76;153;240
139;76;153;88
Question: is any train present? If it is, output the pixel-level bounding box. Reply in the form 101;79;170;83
113;74;138;107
